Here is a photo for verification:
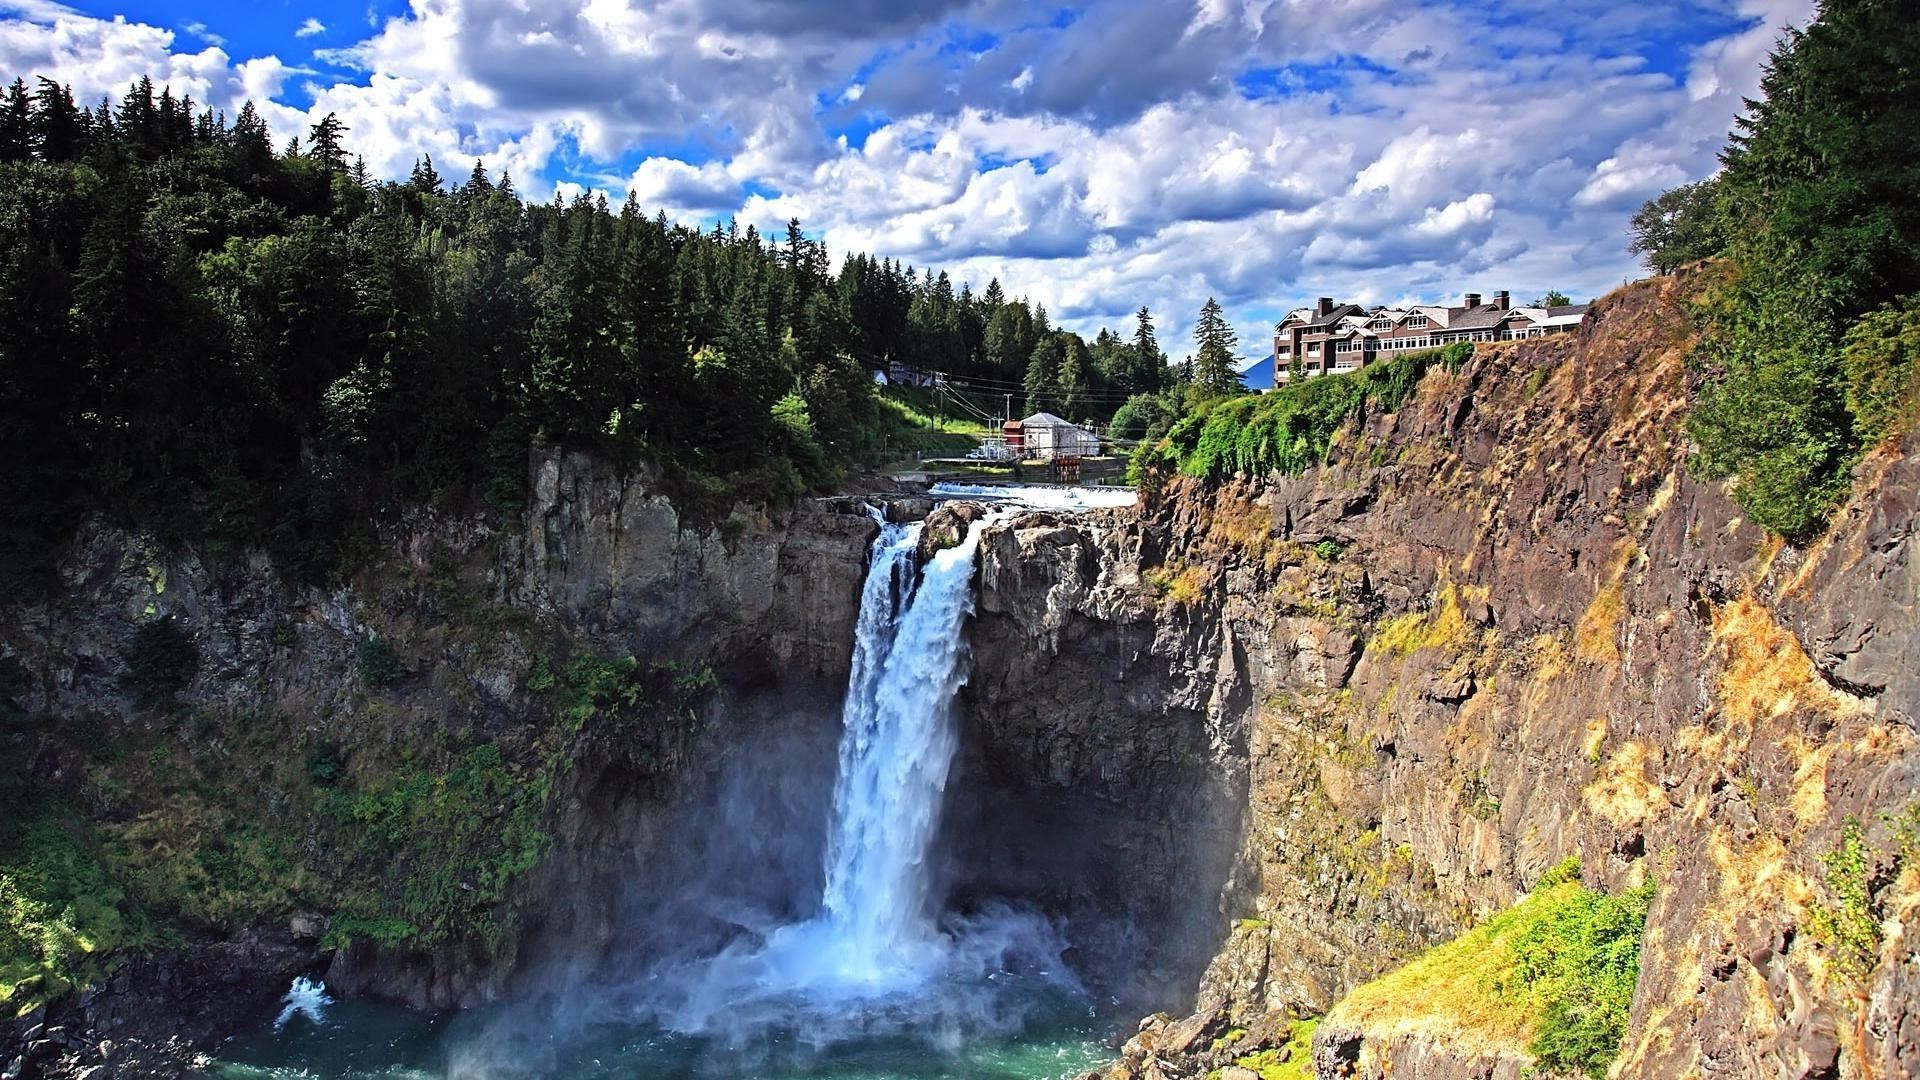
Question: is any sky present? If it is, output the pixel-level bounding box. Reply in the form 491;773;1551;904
0;0;1815;358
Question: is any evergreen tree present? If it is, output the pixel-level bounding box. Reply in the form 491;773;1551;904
1130;306;1167;391
230;101;273;178
1190;297;1243;400
409;155;443;194
1025;334;1062;415
1055;332;1091;419
0;79;30;161
307;112;348;172
1685;0;1920;537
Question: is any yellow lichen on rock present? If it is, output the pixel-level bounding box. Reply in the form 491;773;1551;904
1583;741;1668;828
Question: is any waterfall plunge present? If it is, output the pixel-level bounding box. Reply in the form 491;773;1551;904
650;509;1073;1047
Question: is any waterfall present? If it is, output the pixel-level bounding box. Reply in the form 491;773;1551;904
811;511;985;983
650;507;1071;1044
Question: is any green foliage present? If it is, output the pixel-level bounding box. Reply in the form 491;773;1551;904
1536;856;1583;889
1109;391;1181;442
1312;539;1343;563
772;392;840;492
121;618;197;707
556;653;642;732
1189;297;1244;402
304;742;345;787
1513;879;1656;1077
1627;180;1728;274
0;774;148;1012
1840;297;1920;448
1232;1019;1318;1080
1133;343;1471;487
1679;0;1920;539
1804;815;1882;988
356;636;404;688
524;653;556;693
1335;873;1652;1080
328;742;550;950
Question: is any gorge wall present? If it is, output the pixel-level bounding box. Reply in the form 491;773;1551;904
958;274;1916;1078
0;450;882;1075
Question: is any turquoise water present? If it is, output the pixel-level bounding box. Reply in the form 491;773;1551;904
208;984;1111;1079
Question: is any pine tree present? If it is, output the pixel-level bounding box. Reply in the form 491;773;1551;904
1130;306;1166;392
409;155;443;194
307;112;348;172
1025;334;1061;415
230;101;273;177
0;79;29;161
1056;332;1090;419
1191;297;1243;400
1685;0;1920;538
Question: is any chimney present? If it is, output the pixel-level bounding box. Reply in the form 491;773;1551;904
1463;292;1481;309
1494;290;1510;309
1317;297;1334;316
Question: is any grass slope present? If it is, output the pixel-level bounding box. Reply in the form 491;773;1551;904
1325;859;1653;1078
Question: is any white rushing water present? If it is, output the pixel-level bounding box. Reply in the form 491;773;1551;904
650;507;1071;1046
928;481;1137;511
271;976;333;1032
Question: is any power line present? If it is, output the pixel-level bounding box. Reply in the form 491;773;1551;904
942;374;1148;404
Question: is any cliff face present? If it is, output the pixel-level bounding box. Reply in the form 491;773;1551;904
966;275;1917;1078
0;450;879;1075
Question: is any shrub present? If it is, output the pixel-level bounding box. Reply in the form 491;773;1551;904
1136;344;1471;487
1109;392;1181;441
1518;879;1657;1077
1330;872;1653;1080
122;618;198;706
1804;815;1882;988
1840;298;1920;449
305;742;345;787
356;636;404;688
772;392;840;491
0;775;148;1012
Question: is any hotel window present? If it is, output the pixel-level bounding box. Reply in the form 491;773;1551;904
1407;315;1428;328
1307;344;1321;356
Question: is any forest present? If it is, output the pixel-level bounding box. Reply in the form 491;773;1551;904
1624;0;1919;538
0;75;1180;592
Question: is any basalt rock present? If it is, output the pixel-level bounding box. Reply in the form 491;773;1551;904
971;275;1918;1079
917;500;988;560
0;449;880;1075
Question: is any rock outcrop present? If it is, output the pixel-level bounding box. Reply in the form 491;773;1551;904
968;274;1917;1078
0;450;883;1076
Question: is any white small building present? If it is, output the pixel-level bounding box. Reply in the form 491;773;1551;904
1021;412;1100;459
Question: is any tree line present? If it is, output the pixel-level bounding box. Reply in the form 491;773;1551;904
1626;0;1918;538
0;74;1197;591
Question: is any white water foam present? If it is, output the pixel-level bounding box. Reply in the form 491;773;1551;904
272;976;333;1032
928;481;1136;511
644;508;1074;1049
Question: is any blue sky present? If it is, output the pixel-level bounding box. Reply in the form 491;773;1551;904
0;0;1813;355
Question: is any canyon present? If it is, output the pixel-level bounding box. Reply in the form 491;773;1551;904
1;271;1914;1078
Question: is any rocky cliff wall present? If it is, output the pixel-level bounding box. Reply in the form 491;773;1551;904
968;275;1916;1079
0;449;880;1076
